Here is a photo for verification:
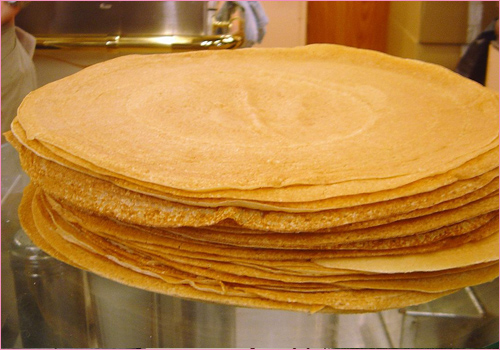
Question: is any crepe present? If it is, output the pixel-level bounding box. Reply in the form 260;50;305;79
17;184;480;312
10;132;499;214
9;134;499;233
8;119;499;206
313;232;499;273
40;185;498;261
15;45;499;194
7;44;499;314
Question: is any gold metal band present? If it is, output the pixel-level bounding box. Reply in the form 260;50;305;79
34;34;244;52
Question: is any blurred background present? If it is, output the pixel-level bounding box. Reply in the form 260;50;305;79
11;1;500;89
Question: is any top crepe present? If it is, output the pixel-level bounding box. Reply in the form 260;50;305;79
16;44;499;194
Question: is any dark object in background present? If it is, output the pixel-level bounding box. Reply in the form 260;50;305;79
456;19;498;85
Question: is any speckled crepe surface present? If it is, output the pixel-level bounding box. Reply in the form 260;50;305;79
17;184;477;312
7;44;499;313
313;232;499;273
8;133;500;233
9;119;500;206
41;188;499;261
14;44;499;194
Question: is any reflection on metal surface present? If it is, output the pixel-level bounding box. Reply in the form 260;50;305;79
402;287;486;319
34;34;244;51
15;1;245;51
15;2;207;36
395;285;499;348
6;247;499;349
10;230;92;348
86;273;337;348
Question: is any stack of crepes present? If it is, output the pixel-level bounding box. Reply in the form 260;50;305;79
6;44;499;313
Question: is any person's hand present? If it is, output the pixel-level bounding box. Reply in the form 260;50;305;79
1;2;21;25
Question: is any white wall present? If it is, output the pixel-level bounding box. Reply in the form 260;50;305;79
256;1;307;48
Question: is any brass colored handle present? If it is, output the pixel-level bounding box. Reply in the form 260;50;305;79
34;34;244;52
212;16;239;33
211;14;245;44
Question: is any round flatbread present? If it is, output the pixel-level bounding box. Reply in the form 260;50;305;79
15;45;499;194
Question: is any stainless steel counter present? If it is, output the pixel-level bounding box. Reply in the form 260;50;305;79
1;143;498;348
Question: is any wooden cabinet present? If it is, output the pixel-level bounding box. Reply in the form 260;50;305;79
307;1;390;52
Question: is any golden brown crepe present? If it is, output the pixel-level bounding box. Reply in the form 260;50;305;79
17;184;473;312
15;46;499;194
7;44;499;313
